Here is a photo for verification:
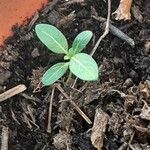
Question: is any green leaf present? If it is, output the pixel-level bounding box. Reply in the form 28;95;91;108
42;62;69;85
72;31;93;54
35;24;68;54
69;53;98;81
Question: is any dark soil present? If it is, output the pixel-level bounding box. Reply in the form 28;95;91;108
0;0;150;150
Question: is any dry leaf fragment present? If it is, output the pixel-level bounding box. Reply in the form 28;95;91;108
140;100;150;121
139;80;150;98
112;0;132;20
91;108;109;150
53;131;72;150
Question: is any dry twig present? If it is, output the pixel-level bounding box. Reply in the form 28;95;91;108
1;126;9;150
56;84;92;124
72;0;111;87
47;86;55;133
90;0;111;56
0;84;27;102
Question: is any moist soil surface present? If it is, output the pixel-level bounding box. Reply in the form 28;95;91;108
0;0;150;150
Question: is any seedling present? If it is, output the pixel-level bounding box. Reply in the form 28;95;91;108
35;24;99;86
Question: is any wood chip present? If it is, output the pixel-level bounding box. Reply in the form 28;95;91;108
0;84;27;102
1;126;9;150
91;108;109;150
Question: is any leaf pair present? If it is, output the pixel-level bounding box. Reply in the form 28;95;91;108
35;24;93;55
42;53;98;85
35;24;99;86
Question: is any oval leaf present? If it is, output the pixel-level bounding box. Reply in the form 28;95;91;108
72;31;93;54
69;53;98;81
35;24;68;54
42;62;69;85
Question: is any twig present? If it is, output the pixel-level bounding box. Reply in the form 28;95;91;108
61;0;85;7
28;12;39;31
0;84;27;102
56;84;92;124
71;77;78;89
128;132;135;150
92;16;135;47
71;0;111;87
70;100;92;124
90;0;111;56
1;126;9;150
47;86;55;133
20;93;42;103
66;72;72;85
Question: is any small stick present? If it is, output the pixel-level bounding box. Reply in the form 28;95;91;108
71;0;111;87
66;72;72;85
128;132;135;150
90;0;111;56
109;24;135;47
62;0;85;6
0;84;27;102
1;126;9;150
47;86;55;133
71;77;78;89
56;84;92;124
69;100;92;124
28;12;39;31
92;16;135;47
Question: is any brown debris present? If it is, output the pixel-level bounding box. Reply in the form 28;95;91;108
53;131;72;150
124;80;150;109
47;10;62;25
31;48;40;58
0;84;27;102
132;5;143;23
30;67;44;92
133;125;150;135
109;113;123;134
112;0;132;20
60;0;85;7
47;86;55;133
139;80;150;98
91;108;109;150
57;11;76;28
28;12;39;31
144;41;150;53
140;100;150;121
93;16;135;47
1;126;9;150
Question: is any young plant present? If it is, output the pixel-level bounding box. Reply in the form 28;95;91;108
35;24;99;86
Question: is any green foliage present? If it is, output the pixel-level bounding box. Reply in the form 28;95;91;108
42;62;69;85
35;24;68;54
69;53;98;81
35;24;99;85
72;31;93;54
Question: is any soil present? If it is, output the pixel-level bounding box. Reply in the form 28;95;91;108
0;0;150;150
